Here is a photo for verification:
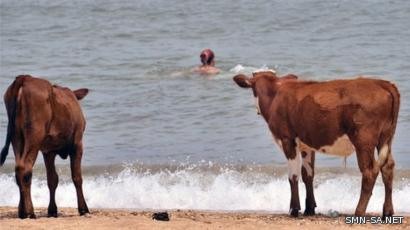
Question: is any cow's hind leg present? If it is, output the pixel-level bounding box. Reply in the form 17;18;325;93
380;148;394;217
354;142;379;216
283;139;301;217
302;150;316;216
15;150;39;219
44;152;58;217
70;142;89;215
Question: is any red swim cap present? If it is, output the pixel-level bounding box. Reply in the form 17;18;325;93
200;49;215;65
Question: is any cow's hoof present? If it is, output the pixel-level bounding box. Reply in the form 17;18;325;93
48;212;58;218
354;210;365;217
382;207;393;219
18;212;36;219
382;212;393;220
290;209;299;217
304;208;315;216
79;208;90;216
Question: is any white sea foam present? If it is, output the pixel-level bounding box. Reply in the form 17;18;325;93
210;64;277;80
229;64;277;75
0;168;409;214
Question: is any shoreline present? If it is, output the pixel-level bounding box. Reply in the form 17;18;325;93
1;207;409;229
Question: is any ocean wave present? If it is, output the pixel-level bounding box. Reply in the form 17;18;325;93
193;64;279;81
1;166;409;213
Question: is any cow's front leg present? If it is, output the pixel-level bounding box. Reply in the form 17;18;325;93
282;139;301;217
301;150;316;216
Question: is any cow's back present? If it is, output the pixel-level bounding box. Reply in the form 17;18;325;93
293;79;391;109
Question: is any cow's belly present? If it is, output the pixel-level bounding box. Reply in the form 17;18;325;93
41;131;74;152
296;135;355;157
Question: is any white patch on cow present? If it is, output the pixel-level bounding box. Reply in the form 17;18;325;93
296;135;354;157
254;96;261;115
302;151;313;177
377;144;389;167
287;151;301;180
296;138;311;154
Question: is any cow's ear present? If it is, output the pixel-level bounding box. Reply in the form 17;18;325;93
73;88;89;100
233;74;252;88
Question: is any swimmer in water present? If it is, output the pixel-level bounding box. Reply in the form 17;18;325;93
192;49;221;75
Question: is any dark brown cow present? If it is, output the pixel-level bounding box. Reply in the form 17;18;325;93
0;75;89;218
233;71;400;217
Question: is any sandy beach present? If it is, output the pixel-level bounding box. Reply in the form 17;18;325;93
0;207;408;230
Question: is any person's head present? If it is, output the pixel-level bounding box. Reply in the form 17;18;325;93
200;49;215;66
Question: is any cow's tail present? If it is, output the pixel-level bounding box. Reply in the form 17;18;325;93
377;80;400;167
0;76;27;166
386;82;400;142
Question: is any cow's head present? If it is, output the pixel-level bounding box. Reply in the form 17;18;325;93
233;71;297;115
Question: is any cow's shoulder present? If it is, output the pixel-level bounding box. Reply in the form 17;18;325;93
276;80;316;99
52;85;76;97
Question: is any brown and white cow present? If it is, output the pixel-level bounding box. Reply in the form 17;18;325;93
233;71;400;217
0;75;89;218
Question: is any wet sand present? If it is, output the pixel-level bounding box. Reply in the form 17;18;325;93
0;207;408;229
